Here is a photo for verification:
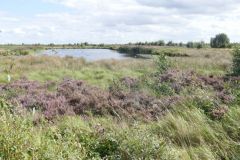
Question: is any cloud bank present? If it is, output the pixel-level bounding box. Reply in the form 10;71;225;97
0;0;240;43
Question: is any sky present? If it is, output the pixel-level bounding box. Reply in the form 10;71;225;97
0;0;240;44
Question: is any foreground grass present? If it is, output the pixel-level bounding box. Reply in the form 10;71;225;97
0;98;239;160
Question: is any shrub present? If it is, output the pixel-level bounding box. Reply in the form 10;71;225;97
146;55;173;96
155;54;170;74
210;33;230;48
18;50;30;55
0;98;11;112
154;82;174;96
117;46;154;56
232;48;240;76
93;137;120;158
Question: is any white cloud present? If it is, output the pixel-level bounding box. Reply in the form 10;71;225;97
0;0;240;43
136;0;239;14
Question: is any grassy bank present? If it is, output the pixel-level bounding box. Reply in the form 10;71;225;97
0;56;154;88
0;44;113;56
0;46;239;159
118;44;229;54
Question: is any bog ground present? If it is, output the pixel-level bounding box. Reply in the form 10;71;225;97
0;46;239;160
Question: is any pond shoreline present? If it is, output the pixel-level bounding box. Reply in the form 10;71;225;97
38;48;130;61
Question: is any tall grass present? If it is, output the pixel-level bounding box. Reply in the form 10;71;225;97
0;96;239;159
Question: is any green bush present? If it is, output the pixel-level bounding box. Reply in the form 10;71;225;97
158;48;189;57
0;49;30;56
156;83;174;96
232;48;240;75
145;54;173;96
117;46;154;56
155;54;170;74
19;50;30;55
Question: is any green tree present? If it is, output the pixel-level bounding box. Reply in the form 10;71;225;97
186;41;205;49
186;42;194;48
167;41;174;46
157;40;165;46
210;33;230;48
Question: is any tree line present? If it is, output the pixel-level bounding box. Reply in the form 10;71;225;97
131;33;236;49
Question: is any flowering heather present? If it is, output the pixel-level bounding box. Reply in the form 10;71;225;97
0;79;180;120
0;68;236;121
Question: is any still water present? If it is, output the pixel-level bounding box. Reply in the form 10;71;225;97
39;49;128;61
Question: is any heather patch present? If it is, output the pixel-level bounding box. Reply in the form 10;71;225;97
0;69;235;121
0;79;180;121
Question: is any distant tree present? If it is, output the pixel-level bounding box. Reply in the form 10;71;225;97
187;41;205;49
186;42;194;48
157;40;165;46
210;33;230;48
179;42;183;47
99;43;105;47
196;41;205;49
149;42;155;46
167;41;174;46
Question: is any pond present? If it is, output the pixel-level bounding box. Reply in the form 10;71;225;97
39;49;129;61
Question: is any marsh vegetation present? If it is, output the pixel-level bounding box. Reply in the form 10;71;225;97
0;39;239;159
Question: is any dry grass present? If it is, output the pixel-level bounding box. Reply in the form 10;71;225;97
168;48;233;75
0;55;154;88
